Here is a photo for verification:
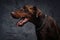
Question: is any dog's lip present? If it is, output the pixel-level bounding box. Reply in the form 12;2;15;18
16;17;29;26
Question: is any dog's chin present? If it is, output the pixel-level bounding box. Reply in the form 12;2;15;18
16;18;29;26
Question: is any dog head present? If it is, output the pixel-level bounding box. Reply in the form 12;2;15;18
11;5;42;26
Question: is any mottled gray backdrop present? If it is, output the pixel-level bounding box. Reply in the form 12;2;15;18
0;0;60;40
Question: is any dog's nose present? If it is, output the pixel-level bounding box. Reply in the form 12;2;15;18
11;12;15;14
11;12;15;16
11;12;20;19
11;12;15;17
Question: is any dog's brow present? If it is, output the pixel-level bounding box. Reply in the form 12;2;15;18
23;6;26;9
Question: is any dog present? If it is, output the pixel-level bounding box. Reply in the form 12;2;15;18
11;5;60;40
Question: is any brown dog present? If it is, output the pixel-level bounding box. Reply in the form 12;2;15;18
11;5;60;40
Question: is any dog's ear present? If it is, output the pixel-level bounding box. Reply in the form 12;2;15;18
33;6;42;18
33;6;37;11
33;6;38;18
37;8;42;18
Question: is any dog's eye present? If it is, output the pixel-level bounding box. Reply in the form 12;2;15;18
30;8;33;10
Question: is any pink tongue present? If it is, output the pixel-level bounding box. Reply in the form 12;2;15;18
17;18;28;26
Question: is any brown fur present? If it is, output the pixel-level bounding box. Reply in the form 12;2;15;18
11;5;60;40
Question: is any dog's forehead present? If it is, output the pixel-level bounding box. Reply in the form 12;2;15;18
23;5;33;9
26;5;33;8
14;8;22;12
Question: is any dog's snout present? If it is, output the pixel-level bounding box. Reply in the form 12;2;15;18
11;11;20;19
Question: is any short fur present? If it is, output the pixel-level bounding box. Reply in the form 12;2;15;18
11;5;60;40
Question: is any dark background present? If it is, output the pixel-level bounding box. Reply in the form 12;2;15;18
0;0;60;40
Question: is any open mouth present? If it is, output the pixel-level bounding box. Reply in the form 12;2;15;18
17;17;29;26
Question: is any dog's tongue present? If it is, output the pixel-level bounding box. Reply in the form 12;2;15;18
17;18;29;26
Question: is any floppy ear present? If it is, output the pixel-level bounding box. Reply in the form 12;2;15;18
36;8;42;18
33;6;42;18
33;6;38;18
33;6;37;11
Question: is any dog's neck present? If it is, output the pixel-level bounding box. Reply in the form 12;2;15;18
30;13;45;29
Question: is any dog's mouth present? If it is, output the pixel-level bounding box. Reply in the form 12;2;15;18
17;17;29;26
